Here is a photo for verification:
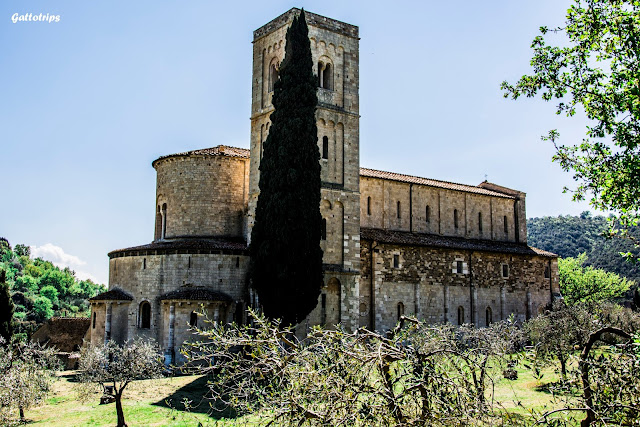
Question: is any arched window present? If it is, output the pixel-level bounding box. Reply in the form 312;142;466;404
321;218;327;240
397;302;405;321
426;205;431;223
139;301;151;329
92;312;96;329
322;136;329;159
189;311;198;328
457;306;464;325
486;307;492;326
155;205;162;240
323;63;332;89
268;62;279;92
397;201;401;219
504;216;508;234
367;196;371;215
454;209;459;229
161;203;167;239
544;265;550;279
478;212;483;233
142;258;146;269
318;60;333;90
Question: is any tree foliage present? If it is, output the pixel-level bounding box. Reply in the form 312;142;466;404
78;339;164;427
503;0;640;250
249;10;323;326
0;270;14;343
559;253;632;304
526;303;640;426
0;339;59;424
0;238;105;340
183;309;524;426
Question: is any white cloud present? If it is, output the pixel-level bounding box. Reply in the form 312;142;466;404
30;243;99;282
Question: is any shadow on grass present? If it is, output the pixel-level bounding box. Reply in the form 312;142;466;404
534;380;580;397
152;375;238;420
57;370;81;383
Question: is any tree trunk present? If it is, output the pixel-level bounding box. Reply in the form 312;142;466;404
19;406;24;421
579;327;630;427
115;392;127;427
560;356;567;381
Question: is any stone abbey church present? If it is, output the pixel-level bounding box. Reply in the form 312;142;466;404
89;9;559;363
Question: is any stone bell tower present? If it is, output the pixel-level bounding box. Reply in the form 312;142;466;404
246;8;361;331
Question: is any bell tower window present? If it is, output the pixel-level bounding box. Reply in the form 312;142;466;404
322;136;329;159
268;60;279;92
318;60;333;90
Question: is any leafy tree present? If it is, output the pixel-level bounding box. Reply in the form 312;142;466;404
526;302;592;380
78;339;164;427
559;253;632;304
249;9;323;326
39;286;59;307
32;296;53;322
0;270;13;343
13;245;30;258
503;0;640;252
527;214;640;289
0;339;59;423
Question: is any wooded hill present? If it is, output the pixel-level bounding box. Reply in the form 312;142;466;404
0;238;105;341
527;213;640;283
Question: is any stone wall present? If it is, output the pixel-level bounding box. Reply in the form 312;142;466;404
360;177;521;242
105;252;249;347
359;240;559;331
153;155;249;239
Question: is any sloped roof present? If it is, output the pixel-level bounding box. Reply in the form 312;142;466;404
152;145;250;166
31;317;90;353
159;287;233;302
361;227;557;258
360;168;516;199
89;288;134;301
109;237;248;257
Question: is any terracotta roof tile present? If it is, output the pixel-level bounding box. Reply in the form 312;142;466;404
89;288;134;301
361;227;556;257
153;145;250;166
359;168;516;199
109;237;248;257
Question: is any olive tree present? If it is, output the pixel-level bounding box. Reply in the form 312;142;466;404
182;310;522;426
0;338;59;424
78;339;164;427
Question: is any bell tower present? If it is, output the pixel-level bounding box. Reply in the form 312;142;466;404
246;8;361;330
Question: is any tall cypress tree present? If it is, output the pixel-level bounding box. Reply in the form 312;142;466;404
0;269;14;344
250;10;323;326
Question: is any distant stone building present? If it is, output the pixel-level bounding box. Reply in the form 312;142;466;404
89;8;559;364
32;317;90;370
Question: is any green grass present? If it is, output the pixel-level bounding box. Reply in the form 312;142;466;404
18;371;258;426
10;361;587;426
489;359;582;425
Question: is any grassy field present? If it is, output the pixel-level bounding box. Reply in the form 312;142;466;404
13;360;581;426
20;372;258;426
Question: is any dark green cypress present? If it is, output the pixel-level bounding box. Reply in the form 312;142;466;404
0;269;14;344
249;10;323;326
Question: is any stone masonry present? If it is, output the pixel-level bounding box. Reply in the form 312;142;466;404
89;8;559;364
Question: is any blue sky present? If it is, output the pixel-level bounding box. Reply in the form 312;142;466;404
1;0;594;285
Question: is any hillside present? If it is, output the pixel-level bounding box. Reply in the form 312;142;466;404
527;214;640;283
0;238;105;340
